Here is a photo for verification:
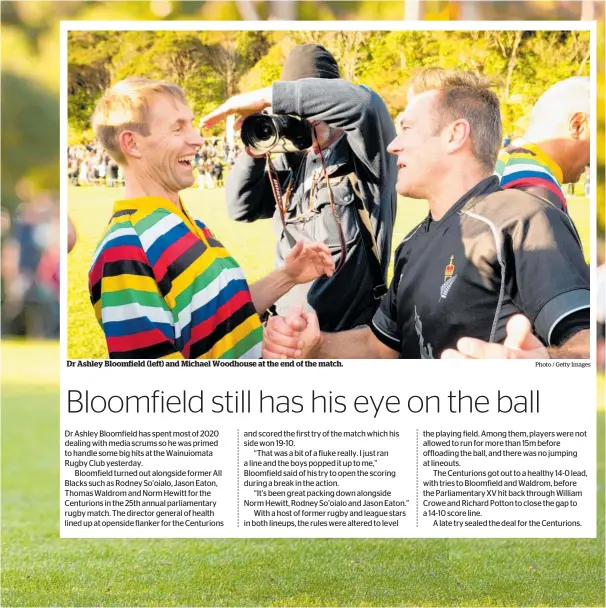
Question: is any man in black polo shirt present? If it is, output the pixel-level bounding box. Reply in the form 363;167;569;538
262;69;590;359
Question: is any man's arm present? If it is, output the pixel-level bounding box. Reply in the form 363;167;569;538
496;149;568;212
262;310;398;359
200;82;396;180
441;315;589;359
200;88;288;223
547;328;589;359
499;193;590;353
226;149;295;222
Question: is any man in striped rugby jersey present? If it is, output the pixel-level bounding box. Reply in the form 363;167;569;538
495;76;590;213
89;78;334;359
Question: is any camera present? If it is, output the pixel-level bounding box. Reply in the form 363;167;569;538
241;113;312;154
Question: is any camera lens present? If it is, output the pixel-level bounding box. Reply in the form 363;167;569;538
241;114;312;154
242;115;278;152
255;121;274;140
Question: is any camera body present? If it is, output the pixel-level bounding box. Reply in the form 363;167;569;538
241;113;312;154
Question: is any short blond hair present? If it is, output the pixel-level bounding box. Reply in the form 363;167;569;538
92;77;187;165
410;68;502;170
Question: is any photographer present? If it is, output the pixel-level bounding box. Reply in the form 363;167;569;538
200;45;397;331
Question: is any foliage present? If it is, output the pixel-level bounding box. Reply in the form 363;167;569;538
67;29;590;142
1;71;60;204
0;0;603;231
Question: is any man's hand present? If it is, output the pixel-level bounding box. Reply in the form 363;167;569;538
283;241;334;285
248;243;333;315
199;88;273;129
441;315;549;359
68;217;77;253
262;306;321;359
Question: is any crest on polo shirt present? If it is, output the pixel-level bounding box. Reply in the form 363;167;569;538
440;255;457;300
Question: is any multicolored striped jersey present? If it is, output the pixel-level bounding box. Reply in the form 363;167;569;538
495;141;568;212
89;196;263;359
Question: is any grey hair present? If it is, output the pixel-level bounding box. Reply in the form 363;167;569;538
526;76;590;139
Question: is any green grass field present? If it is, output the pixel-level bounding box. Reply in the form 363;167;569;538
67;186;591;359
2;341;604;606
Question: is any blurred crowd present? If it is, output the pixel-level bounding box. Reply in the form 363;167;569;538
67;138;243;189
68;143;123;187
598;251;606;370
1;194;60;338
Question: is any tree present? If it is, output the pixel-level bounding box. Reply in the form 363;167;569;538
199;31;271;99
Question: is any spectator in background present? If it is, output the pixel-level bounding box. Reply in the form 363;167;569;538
79;157;89;185
598;243;605;370
495;76;590;213
598;264;605;370
1;195;60;337
205;160;214;189
97;157;107;183
213;157;224;188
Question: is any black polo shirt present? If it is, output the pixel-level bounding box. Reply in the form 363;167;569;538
371;177;590;359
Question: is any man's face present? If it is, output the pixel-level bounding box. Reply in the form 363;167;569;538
567;141;590;184
387;91;448;199
134;95;203;193
310;121;342;154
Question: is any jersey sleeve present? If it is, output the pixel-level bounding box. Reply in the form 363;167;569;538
370;241;407;351
89;248;183;360
507;206;589;346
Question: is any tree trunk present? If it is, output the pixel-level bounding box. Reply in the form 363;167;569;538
404;0;423;20
578;47;591;75
504;31;523;102
457;1;480;19
580;0;595;20
268;1;298;20
235;0;260;20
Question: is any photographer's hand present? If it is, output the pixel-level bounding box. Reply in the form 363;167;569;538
199;88;273;129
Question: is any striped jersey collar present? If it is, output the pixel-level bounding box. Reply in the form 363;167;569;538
113;195;183;215
510;140;564;184
112;196;201;239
